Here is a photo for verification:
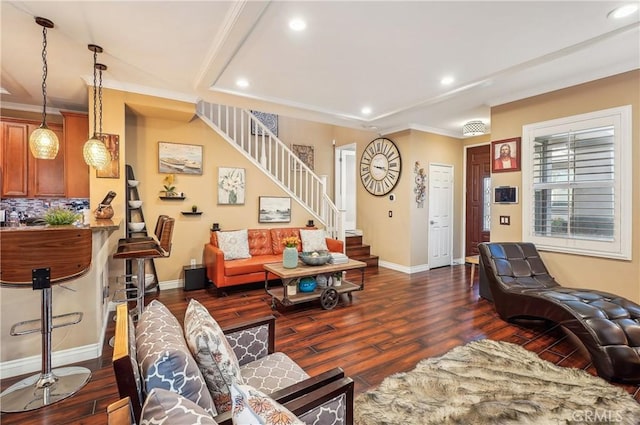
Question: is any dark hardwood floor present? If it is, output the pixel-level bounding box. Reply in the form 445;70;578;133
2;264;639;424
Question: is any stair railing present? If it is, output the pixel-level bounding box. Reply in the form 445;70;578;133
196;101;345;242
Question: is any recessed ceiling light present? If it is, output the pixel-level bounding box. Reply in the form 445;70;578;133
236;78;249;88
289;18;307;31
361;107;372;115
608;4;638;19
441;76;454;85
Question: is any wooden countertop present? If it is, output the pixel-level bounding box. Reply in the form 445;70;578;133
0;218;122;232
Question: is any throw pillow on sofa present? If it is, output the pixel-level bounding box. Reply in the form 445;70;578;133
136;300;217;417
141;388;218;425
217;229;251;260
300;229;328;252
184;299;244;414
230;382;303;425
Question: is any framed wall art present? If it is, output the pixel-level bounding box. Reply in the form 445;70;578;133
218;167;245;205
291;144;314;171
258;196;291;223
158;141;203;175
491;137;521;173
251;111;278;136
96;133;120;178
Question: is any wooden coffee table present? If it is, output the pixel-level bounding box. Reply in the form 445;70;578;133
264;259;366;310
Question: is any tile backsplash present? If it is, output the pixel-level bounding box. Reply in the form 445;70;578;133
0;198;89;222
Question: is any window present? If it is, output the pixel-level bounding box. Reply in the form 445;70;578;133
522;106;631;260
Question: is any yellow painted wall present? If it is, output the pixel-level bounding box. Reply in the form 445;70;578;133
490;70;640;302
97;89;373;284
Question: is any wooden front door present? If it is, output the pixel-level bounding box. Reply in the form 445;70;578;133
465;145;491;256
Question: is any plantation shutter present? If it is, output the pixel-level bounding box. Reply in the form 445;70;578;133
531;126;615;241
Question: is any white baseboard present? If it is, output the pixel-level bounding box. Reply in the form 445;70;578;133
0;343;100;380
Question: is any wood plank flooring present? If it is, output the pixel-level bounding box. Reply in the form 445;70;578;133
2;264;639;424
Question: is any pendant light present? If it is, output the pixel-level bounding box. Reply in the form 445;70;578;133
29;17;59;160
83;44;110;170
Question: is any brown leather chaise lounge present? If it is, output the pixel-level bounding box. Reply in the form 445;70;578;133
478;242;640;384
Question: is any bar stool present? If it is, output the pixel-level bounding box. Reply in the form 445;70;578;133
0;227;92;412
112;216;174;320
115;215;168;295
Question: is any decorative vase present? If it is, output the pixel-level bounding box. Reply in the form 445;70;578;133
282;246;298;269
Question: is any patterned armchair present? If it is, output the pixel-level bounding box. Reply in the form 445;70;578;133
111;301;354;425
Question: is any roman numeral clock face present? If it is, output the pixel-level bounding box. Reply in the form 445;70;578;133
359;137;402;196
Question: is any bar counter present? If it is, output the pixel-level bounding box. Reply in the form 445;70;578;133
0;218;122;379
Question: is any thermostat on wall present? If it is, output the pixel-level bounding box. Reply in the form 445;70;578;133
494;186;518;204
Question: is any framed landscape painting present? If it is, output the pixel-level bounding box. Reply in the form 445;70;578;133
158;141;203;175
259;196;291;223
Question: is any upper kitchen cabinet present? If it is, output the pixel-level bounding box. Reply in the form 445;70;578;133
61;112;90;198
1;118;65;198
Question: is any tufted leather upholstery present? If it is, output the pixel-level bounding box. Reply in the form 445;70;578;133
478;242;640;383
205;227;344;293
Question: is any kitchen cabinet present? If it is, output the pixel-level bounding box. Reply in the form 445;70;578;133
1;118;65;198
1;114;89;198
61;112;90;198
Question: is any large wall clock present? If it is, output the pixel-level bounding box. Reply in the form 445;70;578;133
359;137;402;196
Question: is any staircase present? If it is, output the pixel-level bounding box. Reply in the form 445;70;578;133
196;101;345;242
346;234;379;268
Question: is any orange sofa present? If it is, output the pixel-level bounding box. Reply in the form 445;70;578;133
203;227;344;295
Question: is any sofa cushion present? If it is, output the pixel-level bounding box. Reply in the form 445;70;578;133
217;229;251;260
224;254;282;276
141;388;218;425
240;352;310;394
136;300;217;416
230;383;303;425
300;229;329;252
270;228;302;255
248;229;274;256
184;299;244;414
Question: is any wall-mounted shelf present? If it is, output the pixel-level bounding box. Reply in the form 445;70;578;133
181;211;203;216
159;196;185;200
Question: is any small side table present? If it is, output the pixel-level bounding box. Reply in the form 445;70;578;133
183;264;206;291
465;255;480;289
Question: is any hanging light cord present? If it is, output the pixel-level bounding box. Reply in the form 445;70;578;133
92;48;98;138
40;24;49;127
98;66;103;135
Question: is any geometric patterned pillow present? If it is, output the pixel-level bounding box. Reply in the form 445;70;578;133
140;388;218;425
216;229;251;260
299;229;328;252
184;299;244;414
230;382;304;425
136;300;217;417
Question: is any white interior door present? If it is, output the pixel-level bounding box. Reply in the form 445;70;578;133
334;144;356;231
428;164;453;268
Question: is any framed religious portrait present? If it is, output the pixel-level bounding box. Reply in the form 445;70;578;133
491;137;521;173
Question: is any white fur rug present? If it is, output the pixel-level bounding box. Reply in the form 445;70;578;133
354;339;640;425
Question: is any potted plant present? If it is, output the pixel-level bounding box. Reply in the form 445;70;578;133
282;236;300;269
43;206;82;226
191;205;198;213
162;174;177;197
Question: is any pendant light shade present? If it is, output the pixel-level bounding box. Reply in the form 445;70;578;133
462;120;486;137
83;45;110;170
83;137;110;169
29;17;59;160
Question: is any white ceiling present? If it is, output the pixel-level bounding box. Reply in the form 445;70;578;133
1;1;639;137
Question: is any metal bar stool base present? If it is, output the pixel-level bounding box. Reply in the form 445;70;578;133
0;366;91;412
